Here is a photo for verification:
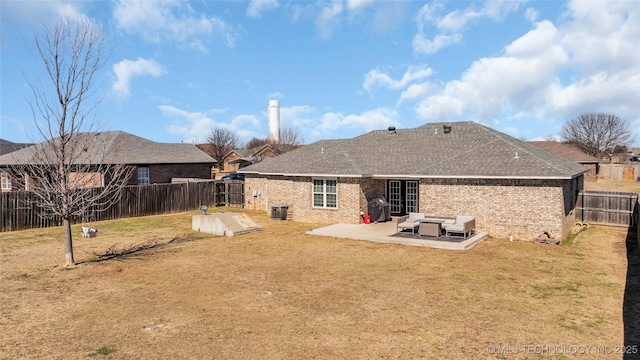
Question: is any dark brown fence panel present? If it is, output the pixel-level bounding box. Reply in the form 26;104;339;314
1;181;217;232
214;180;244;208
576;190;639;228
226;180;244;208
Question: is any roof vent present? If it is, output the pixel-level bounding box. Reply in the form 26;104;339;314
443;124;452;134
388;126;396;135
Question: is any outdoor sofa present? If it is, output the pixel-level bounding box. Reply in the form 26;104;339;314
396;212;425;235
396;213;475;239
443;215;476;239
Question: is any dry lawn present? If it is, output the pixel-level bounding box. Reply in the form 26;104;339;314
585;177;640;194
0;207;633;359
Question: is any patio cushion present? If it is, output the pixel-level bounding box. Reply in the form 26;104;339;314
443;215;476;238
397;212;425;234
399;213;424;226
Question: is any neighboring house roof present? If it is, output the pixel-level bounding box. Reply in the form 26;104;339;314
528;141;599;164
0;131;215;166
194;144;219;162
0;139;32;156
241;121;589;180
226;144;276;164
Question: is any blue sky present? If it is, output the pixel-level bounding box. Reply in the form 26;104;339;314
1;0;639;148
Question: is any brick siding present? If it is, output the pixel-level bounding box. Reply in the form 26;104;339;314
246;175;583;241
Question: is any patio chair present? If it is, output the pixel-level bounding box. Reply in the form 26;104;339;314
396;212;425;235
444;215;475;239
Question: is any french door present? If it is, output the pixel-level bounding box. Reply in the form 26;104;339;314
387;180;419;216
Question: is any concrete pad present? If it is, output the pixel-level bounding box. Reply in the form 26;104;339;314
306;221;488;250
192;213;262;237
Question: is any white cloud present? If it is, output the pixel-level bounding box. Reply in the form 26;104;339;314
267;91;285;100
319;108;398;134
280;105;317;129
412;0;640;143
398;82;434;104
524;7;538;23
413;0;524;54
347;0;375;11
160;105;263;143
161;105;216;143
112;58;166;97
113;0;236;51
412;33;462;55
363;64;434;94
1;0;88;24
417;19;569;121
247;0;279;19
54;2;90;23
315;0;344;40
294;0;403;40
231;114;262;139
231;114;260;127
561;0;640;75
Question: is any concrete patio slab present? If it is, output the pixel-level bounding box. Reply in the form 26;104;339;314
306;221;488;250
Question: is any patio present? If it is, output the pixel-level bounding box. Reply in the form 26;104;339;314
306;221;488;250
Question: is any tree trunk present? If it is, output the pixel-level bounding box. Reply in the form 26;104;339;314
63;217;74;266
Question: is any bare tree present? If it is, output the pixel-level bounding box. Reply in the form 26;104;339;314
206;128;239;167
7;19;133;266
278;127;303;153
245;137;269;150
561;113;633;159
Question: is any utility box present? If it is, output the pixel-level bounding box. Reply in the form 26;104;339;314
271;204;288;220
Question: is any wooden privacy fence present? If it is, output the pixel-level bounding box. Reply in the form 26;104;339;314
576;190;638;228
598;164;640;181
215;180;244;208
0;180;244;232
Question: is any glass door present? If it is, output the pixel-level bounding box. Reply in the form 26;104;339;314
406;181;418;213
388;180;402;214
387;180;419;216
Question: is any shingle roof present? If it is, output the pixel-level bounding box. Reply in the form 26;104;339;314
0;139;32;156
241;121;589;179
0;131;215;165
528;141;599;163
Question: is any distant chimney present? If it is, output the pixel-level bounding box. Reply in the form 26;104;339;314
443;124;452;134
388;126;396;135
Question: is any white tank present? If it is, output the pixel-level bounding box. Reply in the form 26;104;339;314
268;99;280;143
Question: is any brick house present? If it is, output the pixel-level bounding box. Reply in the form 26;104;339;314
1;139;32;192
0;131;215;191
240;122;588;241
223;144;278;173
195;144;278;178
529;141;599;182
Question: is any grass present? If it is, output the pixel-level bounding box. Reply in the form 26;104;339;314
88;347;115;357
584;177;640;193
0;205;631;359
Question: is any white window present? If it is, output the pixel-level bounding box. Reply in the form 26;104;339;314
1;173;11;190
313;179;337;208
137;166;150;185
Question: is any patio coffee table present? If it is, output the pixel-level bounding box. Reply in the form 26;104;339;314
419;219;445;238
